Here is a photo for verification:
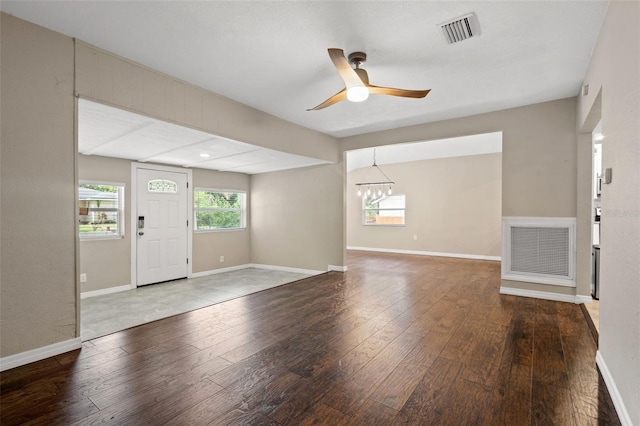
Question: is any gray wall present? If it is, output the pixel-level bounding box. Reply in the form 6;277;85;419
578;2;640;423
1;14;77;356
347;153;502;258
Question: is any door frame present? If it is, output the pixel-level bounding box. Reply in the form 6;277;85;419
130;162;193;288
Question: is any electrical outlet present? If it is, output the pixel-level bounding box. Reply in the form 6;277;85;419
80;273;87;283
413;235;418;241
219;256;225;263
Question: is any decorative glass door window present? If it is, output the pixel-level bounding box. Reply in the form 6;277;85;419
148;179;178;193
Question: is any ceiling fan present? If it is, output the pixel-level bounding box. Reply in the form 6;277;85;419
307;48;430;111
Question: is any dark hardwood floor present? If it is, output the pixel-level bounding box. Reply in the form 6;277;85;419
0;251;620;425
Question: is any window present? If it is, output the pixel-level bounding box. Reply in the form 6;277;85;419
194;189;246;231
79;182;125;239
363;194;406;226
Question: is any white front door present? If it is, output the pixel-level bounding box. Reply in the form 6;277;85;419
136;168;188;286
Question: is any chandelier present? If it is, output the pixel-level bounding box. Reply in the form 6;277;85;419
355;149;394;198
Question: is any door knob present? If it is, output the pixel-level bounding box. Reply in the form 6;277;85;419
138;231;144;236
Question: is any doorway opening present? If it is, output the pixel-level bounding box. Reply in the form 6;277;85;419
344;132;503;262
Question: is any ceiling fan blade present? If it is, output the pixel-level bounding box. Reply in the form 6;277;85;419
328;48;364;88
368;85;431;99
307;88;347;111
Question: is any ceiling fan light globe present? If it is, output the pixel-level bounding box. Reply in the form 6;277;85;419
346;86;369;102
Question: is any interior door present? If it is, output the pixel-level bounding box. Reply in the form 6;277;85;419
136;168;188;286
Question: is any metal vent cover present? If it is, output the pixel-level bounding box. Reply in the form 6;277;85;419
439;13;478;44
511;227;570;276
501;217;576;287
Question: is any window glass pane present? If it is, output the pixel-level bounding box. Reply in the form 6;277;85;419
363;194;406;226
79;183;124;238
195;189;245;231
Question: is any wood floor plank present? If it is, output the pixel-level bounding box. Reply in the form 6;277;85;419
0;251;621;425
392;356;464;424
369;329;450;410
483;362;532;426
349;399;399;426
296;403;351;426
321;327;424;413
532;380;576;426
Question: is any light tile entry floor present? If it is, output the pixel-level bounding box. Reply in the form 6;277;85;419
81;268;315;341
585;298;600;332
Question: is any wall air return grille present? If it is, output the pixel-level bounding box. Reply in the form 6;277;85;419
502;217;576;287
439;13;478;44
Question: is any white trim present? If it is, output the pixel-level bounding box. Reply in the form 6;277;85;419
347;246;501;261
189;264;251;278
501;216;576;287
0;338;82;372
499;286;588;304
596;351;633;426
329;265;348;272
190;263;324;278
575;294;593;304
249;263;324;276
131;163;193;288
80;284;132;299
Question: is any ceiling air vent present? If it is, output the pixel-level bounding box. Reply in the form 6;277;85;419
439;13;478;44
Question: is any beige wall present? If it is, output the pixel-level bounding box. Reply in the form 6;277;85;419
342;98;577;218
192;168;250;273
78;156;251;292
575;132;594;299
1;14;343;359
578;2;640;423
0;14;77;357
74;41;339;163
342;98;577;294
74;39;344;275
347;153;502;257
251;163;344;271
78;155;131;293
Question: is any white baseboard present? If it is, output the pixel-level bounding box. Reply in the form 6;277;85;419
189;264;251;278
81;284;132;299
596;351;633;426
347;246;501;261
0;338;82;372
575;294;593;304
249;263;324;276
500;286;587;304
191;263;324;278
328;265;348;272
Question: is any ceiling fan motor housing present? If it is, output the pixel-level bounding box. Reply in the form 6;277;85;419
348;52;367;67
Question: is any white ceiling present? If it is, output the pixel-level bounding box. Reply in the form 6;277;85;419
3;1;608;174
1;1;608;139
79;99;330;174
346;132;502;173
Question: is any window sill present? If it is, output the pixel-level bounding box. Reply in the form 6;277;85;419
195;227;247;233
80;235;125;241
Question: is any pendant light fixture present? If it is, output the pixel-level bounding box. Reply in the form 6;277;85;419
355;149;394;198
